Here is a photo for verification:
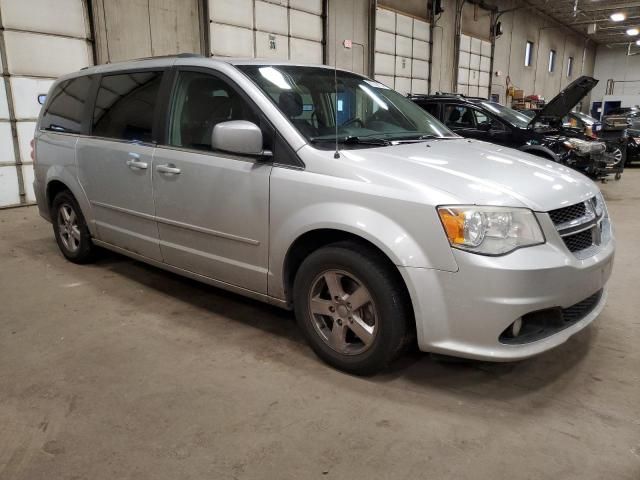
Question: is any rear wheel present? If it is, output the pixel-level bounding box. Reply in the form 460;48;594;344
293;242;412;375
51;190;96;264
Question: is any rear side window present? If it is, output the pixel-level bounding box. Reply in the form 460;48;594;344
92;71;163;142
444;104;475;128
40;75;93;134
419;102;440;118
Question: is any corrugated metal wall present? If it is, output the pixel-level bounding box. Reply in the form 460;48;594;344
91;0;202;63
209;0;324;64
325;0;369;75
0;0;92;207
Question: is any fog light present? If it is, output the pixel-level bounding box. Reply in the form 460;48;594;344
512;318;523;336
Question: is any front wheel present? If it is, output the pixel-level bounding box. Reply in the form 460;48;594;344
293;242;412;375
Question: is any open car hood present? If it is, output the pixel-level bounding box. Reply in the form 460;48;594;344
529;76;598;127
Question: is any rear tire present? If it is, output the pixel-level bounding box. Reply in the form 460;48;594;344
293;241;412;375
51;190;96;264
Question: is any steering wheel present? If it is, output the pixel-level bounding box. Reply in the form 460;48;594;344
367;109;397;126
341;117;364;128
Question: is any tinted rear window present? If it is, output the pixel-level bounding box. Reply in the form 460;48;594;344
92;71;163;142
40;75;93;134
418;102;440;118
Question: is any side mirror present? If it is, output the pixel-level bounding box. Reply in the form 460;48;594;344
478;121;492;131
211;120;271;158
37;94;47;105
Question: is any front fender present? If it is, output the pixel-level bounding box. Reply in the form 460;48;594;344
519;144;560;161
268;201;458;300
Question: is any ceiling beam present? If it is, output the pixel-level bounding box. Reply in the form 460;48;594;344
570;16;640;26
520;1;591;39
543;1;640;16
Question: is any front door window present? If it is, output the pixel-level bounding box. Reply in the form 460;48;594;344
168;71;260;152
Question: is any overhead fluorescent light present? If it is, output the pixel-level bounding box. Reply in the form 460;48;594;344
611;13;626;22
626;28;639;36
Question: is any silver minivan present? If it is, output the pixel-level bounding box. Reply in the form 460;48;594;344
33;55;615;374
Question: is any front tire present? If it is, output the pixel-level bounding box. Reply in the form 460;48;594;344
293;242;412;375
51;190;96;264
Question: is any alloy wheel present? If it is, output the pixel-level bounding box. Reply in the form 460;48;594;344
609;148;623;166
57;203;81;253
308;269;378;355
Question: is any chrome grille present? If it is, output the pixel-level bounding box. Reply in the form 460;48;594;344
563;229;593;252
548;197;606;256
549;202;586;225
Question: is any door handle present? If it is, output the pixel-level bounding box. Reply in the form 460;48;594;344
126;159;148;170
156;164;181;175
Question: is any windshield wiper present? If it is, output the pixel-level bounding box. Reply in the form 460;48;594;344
388;134;458;142
343;136;391;146
310;136;391;146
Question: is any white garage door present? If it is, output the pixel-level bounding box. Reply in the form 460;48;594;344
0;0;92;207
209;0;324;64
373;7;430;95
457;34;491;99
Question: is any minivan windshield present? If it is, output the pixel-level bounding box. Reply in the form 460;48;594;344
480;101;531;129
238;65;455;146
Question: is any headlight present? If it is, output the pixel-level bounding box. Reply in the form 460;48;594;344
437;206;545;255
594;192;608;218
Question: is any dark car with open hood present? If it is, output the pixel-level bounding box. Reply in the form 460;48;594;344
409;76;620;179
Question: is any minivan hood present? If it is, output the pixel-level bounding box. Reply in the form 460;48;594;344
312;139;599;212
529;76;598;127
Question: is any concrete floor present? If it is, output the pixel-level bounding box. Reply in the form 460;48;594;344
1;172;639;480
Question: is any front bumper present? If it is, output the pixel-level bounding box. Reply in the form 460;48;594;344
401;215;615;361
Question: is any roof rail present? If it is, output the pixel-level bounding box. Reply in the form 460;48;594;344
407;92;488;101
98;53;205;65
132;53;205;61
407;92;466;98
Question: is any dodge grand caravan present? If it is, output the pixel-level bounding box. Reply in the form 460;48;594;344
33;55;615;374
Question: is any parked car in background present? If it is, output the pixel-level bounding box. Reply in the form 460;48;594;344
410;77;622;179
33;57;614;374
602;106;640;131
409;95;571;163
625;129;640;164
410;78;612;178
520;109;603;137
547;109;627;174
561;110;625;177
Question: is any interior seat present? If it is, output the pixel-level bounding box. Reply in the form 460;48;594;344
278;91;315;137
181;78;233;149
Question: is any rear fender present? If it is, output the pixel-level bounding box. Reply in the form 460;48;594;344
45;165;97;236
